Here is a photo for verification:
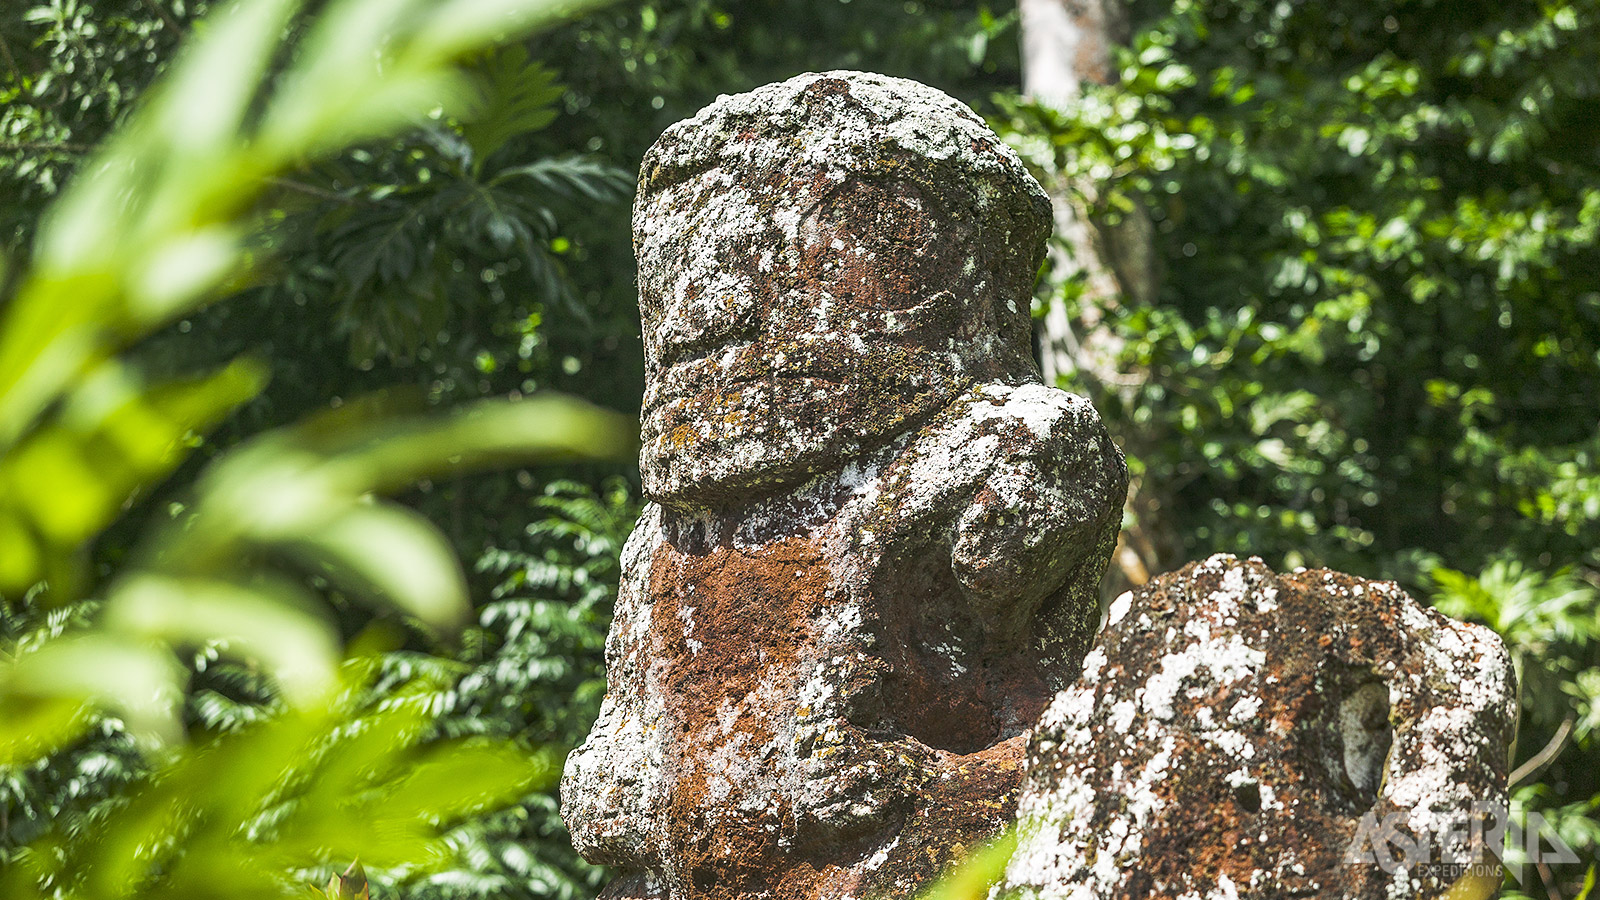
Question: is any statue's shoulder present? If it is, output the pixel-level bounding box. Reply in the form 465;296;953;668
859;381;1123;532
918;381;1118;470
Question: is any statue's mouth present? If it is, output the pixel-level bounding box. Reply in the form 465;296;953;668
637;340;970;504
639;364;856;466
646;341;851;429
646;355;844;409
644;332;960;413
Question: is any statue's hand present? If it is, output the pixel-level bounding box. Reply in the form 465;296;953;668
949;385;1126;622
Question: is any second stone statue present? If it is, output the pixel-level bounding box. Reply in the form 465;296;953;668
560;71;1129;899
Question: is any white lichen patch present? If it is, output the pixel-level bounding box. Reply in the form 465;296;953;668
1141;632;1266;722
1106;590;1133;627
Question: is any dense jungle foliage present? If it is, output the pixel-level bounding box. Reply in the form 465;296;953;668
0;0;1595;897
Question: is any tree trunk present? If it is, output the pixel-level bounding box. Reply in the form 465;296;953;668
1019;0;1171;593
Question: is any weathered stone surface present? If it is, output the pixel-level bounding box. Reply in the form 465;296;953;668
1001;554;1517;900
633;70;1053;509
560;71;1129;899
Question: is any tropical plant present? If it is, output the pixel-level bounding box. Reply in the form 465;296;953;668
0;0;633;896
990;0;1599;894
7;1;1598;898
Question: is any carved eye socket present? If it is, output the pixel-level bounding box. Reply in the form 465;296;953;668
868;189;933;255
805;179;974;311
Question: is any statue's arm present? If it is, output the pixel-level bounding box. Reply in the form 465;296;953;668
948;384;1128;616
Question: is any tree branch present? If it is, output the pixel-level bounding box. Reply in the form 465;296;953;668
1536;858;1565;900
1509;715;1574;788
0;28;21;83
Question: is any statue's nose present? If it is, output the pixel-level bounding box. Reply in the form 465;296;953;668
655;276;760;363
646;222;770;370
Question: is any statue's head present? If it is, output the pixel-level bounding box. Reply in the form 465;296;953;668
635;71;1051;506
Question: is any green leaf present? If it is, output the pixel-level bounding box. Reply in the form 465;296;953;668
127;226;245;321
142;0;303;165
256;0;430;157
407;0;600;64
304;394;636;494
364;741;557;825
104;573;340;707
292;504;470;630
493;155;632;202
0;692;93;769
0;358;266;589
3;633;184;747
459;46;563;167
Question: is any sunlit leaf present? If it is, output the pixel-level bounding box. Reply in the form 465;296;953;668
104;573;339;707
0;358;267;588
128;226;245;320
370;741;558;824
292;504;470;630
916;829;1019;900
3;633;184;747
408;0;600;63
144;0;302;158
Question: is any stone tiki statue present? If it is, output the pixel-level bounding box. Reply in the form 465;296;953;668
560;71;1128;899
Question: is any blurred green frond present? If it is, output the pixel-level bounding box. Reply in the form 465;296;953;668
0;0;628;896
1;661;556;900
0;0;607;595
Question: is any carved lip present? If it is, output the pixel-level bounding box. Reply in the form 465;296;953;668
640;370;852;447
644;339;880;415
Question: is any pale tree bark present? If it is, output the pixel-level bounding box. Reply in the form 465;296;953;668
1019;0;1171;593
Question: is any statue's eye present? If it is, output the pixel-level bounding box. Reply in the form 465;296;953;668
871;190;931;254
802;179;973;311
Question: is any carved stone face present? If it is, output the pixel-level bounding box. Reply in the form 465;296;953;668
635;73;1050;506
